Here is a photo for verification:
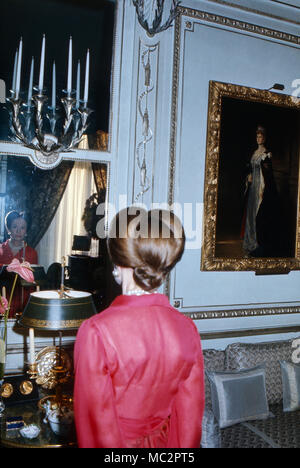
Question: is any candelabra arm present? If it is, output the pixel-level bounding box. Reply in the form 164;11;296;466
24;112;32;137
46;110;58;135
32;94;48;148
65;107;92;151
61;96;75;136
6;97;28;145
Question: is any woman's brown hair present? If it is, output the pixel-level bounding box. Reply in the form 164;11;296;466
5;210;27;232
107;207;185;291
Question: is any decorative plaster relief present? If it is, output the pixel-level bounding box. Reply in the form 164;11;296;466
133;40;159;204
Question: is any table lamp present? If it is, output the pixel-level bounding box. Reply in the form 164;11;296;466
18;288;97;407
18;289;96;331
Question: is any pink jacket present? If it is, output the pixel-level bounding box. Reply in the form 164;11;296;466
74;293;204;448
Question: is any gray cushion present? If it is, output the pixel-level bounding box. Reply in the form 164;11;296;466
280;361;300;412
225;339;299;404
206;364;270;429
203;349;226;409
201;408;221;448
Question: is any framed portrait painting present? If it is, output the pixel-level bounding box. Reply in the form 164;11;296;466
201;81;300;272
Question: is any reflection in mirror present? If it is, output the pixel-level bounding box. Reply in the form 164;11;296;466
0;155;108;317
0;0;115;150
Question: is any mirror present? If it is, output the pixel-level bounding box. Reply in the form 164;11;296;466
0;155;109;317
0;0;116;317
202;81;300;273
0;0;115;150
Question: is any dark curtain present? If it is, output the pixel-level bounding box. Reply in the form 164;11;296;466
81;163;107;239
91;162;115;310
26;161;74;248
92;162;107;198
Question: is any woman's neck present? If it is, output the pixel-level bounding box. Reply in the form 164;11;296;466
10;238;23;248
257;144;266;152
122;272;143;295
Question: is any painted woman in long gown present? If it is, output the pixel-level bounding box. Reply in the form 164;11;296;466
74;208;205;448
242;127;278;256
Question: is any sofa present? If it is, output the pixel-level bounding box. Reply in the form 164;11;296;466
201;337;300;448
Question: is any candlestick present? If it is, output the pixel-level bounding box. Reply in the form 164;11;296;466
76;60;80;109
29;328;35;365
27;57;34;108
15;37;23;99
52;61;56;110
60;257;66;296
38;34;46;94
22;241;26;261
83;49;89;107
67;36;72;96
12;49;18;94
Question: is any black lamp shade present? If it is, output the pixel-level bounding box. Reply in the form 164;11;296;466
18;290;97;331
72;235;91;252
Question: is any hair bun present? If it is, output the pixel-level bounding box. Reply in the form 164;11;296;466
133;266;166;292
108;207;185;291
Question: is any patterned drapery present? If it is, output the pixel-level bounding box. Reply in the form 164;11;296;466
5;156;74;248
26;161;74;248
92;162;107;195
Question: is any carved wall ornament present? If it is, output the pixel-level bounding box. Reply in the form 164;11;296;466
134;44;158;202
132;0;181;36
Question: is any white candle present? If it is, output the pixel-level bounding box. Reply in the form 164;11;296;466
83;49;90;107
27;57;34;107
22;240;26;261
76;60;80;109
29;328;35;364
15;37;23;99
52;61;56;110
38;34;46;94
67;36;72;96
12;48;18;94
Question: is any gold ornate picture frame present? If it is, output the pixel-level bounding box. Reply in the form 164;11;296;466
201;80;300;273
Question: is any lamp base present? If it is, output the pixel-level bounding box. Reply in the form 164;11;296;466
27;362;38;380
35;346;72;390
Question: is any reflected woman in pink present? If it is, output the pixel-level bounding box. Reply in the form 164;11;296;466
0;211;37;316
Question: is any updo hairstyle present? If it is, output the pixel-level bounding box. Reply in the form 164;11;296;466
107;207;185;291
256;125;266;136
5;211;27;233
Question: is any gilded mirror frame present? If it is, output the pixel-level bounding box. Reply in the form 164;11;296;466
201;80;300;273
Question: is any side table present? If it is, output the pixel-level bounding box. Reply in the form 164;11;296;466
0;402;77;448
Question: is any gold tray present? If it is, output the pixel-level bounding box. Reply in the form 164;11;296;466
38;394;73;412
